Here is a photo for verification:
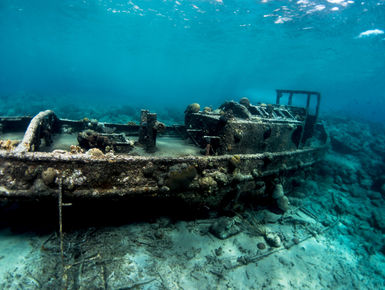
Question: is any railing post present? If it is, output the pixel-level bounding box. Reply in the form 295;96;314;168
276;90;282;105
288;93;293;106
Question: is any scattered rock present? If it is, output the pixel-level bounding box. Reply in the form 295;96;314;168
334;176;343;186
371;210;385;233
330;134;361;154
265;232;281;248
360;178;373;189
257;242;266;250
154;230;164;239
278;256;293;267
272;183;290;212
272;184;284;199
380;245;385;256
215;247;223;256
370;199;383;208
277;196;290;212
259;210;281;223
380;184;385;197
209;217;241;239
368;191;382;201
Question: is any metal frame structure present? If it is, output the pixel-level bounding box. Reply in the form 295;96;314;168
276;89;321;122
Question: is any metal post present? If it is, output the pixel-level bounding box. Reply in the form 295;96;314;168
306;93;311;111
276;91;282;105
315;93;321;121
138;110;158;153
288;93;293;106
146;113;157;153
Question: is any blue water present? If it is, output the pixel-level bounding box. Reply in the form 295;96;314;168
0;0;384;122
1;2;385;288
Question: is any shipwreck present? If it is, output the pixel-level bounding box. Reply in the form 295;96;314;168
0;90;328;212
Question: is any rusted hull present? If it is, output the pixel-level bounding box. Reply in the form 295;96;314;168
0;91;329;209
0;146;327;208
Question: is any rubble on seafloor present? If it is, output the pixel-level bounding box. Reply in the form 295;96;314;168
0;115;385;289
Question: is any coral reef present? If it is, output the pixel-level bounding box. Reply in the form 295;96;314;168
239;97;250;108
41;167;58;186
219;101;250;119
86;148;104;158
165;164;197;191
62;169;87;190
203;106;212;113
0;140;19;151
229;155;241;168
198;176;217;192
185;103;200;114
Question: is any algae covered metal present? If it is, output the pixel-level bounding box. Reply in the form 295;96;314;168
0;90;328;210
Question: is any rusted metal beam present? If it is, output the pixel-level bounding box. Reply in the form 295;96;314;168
14;110;57;153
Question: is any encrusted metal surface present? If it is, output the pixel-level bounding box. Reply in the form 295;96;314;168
0;145;327;208
14;110;57;153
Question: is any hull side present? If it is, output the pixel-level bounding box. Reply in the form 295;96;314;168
0;146;327;208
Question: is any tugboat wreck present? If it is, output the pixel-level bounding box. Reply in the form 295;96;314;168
0;90;328;211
